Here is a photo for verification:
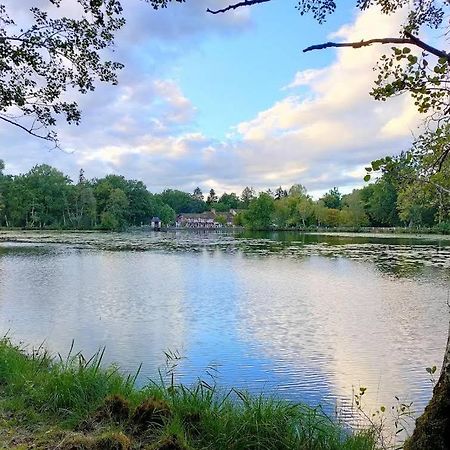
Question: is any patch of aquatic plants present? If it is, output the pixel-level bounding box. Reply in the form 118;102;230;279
1;230;450;274
0;338;377;449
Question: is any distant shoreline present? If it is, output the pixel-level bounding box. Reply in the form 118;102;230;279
1;227;450;242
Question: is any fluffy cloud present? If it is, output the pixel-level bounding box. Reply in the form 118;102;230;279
230;7;423;195
1;3;424;197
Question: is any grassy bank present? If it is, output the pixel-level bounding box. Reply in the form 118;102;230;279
0;338;377;450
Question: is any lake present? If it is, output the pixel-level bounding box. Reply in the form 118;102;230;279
0;230;449;426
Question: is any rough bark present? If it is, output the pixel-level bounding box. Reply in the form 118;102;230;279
404;320;450;450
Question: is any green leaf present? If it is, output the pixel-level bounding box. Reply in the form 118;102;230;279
364;174;371;182
371;160;381;171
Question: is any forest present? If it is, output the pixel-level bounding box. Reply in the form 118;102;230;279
0;157;448;232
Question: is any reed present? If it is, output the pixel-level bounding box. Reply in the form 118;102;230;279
0;338;377;449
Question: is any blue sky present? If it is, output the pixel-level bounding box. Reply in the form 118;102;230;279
173;2;346;138
1;0;422;197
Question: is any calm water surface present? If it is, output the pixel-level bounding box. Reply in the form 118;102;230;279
0;230;449;423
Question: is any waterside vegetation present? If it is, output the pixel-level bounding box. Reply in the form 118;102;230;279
0;338;378;450
0;159;449;233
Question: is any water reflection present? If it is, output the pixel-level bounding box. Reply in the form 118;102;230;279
0;231;449;428
235;257;448;413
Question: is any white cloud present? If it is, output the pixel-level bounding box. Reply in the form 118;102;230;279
0;4;425;196
283;68;327;90
229;6;423;193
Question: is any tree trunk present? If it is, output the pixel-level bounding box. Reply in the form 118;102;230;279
404;319;450;450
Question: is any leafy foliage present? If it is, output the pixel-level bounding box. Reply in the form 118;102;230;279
0;160;177;230
0;1;129;145
1;159;447;231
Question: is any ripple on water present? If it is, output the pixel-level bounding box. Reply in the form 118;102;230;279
0;230;449;440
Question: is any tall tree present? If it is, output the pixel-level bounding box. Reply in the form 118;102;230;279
159;189;207;213
193;187;204;201
216;192;241;211
71;172;96;228
288;184;307;197
19;164;72;227
206;188;218;205
275;186;288;200
241;186;256;207
341;189;369;228
100;188;129;230
244;192;275;229
321;187;342;210
361;180;400;226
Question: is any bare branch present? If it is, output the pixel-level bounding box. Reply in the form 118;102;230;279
207;0;270;15
0;115;59;148
429;180;450;195
303;32;450;63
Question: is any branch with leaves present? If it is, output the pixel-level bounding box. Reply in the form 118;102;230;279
303;31;450;63
0;1;126;147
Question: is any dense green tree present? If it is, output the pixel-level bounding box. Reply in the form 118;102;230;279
16;164;73;227
126;180;154;225
397;184;438;228
93;175;128;218
155;202;176;225
193;187;204;201
313;200;328;227
286;186;314;227
100;188;129;231
361;180;399;227
296;195;314;228
273;197;290;228
240;186;256;207
206;188;218;205
0;161;179;229
70;174;97;229
0;160;7;226
244;192;275;230
159;189;207;213
340;190;369;228
321;187;342;210
288;184;307;197
216;192;241;212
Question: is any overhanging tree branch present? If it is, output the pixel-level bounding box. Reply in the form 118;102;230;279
303;31;450;62
0;115;59;148
207;0;270;15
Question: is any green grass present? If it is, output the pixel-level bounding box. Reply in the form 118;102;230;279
0;338;377;449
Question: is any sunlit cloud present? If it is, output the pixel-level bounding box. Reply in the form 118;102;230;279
0;3;424;197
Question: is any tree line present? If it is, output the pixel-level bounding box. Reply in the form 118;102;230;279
0;158;448;232
0;160;248;230
241;166;449;232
